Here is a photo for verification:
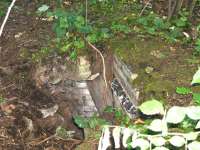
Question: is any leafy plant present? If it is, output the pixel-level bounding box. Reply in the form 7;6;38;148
111;22;131;34
104;106;131;126
56;126;75;139
191;68;200;85
73;115;108;129
139;99;164;115
98;100;200;150
192;93;200;105
176;87;192;95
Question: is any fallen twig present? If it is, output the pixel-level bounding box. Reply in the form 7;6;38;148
0;0;17;37
139;0;151;16
87;42;108;89
27;134;81;146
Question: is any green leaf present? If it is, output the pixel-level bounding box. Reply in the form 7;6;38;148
37;4;49;13
115;109;123;119
69;50;77;61
184;132;199;141
88;117;108;128
176;87;192;95
104;106;114;113
169;136;185;147
130;138;150;150
191;68;200;85
60;43;71;52
73;116;88;128
192;93;200;105
186;106;200;120
139;99;164;115
147;119;162;132
86;34;98;43
74;39;85;49
150;137;166;147
188;141;200;150
166;106;185;124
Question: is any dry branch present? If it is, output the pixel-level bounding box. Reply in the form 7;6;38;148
0;0;17;37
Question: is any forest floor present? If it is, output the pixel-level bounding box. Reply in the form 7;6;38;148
0;0;200;150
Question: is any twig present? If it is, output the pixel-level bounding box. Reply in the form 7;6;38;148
87;42;108;89
27;134;81;146
27;134;56;146
0;0;17;37
139;0;151;16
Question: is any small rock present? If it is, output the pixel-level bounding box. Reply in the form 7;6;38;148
145;66;154;74
150;50;165;58
130;73;138;81
39;104;59;118
14;32;24;38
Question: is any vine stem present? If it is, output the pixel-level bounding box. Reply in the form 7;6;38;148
0;0;17;37
87;41;108;89
139;0;151;16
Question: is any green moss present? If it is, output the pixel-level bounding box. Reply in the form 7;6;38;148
109;35;197;105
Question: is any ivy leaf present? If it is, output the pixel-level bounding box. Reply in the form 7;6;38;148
139;99;164;115
130;138;150;150
152;147;169;150
147;119;162;132
192;93;200;105
169;136;185;147
176;87;192;95
73;116;88;128
150;137;166;147
191;68;200;85
188;141;200;150
186;106;200;120
184;132;199;141
166;106;185;124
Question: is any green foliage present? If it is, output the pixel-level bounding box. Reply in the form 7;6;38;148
139;99;164;115
0;1;9;17
136;12;169;35
99;100;200;150
134;9;193;43
111;22;131;34
73;115;108;129
194;38;200;55
104;106;131;126
176;87;192;95
0;96;5;104
31;47;51;62
173;9;190;28
55;126;75;139
191;68;200;85
192;93;200;105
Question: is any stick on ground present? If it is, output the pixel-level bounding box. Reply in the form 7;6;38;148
0;0;17;37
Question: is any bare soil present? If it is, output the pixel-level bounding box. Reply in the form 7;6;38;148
0;1;84;149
